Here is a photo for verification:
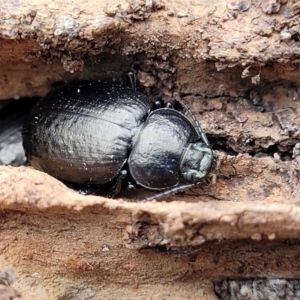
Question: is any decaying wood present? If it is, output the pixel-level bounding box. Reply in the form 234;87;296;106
0;0;300;299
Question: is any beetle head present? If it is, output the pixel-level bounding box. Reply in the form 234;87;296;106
180;142;213;183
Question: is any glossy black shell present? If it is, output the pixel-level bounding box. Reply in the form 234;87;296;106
128;109;199;190
23;81;151;184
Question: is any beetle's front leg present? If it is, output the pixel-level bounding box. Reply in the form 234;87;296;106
78;170;128;197
152;100;174;110
122;70;137;90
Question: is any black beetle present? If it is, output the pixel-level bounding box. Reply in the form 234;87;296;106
23;81;213;200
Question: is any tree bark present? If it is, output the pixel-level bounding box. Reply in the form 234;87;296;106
0;0;300;299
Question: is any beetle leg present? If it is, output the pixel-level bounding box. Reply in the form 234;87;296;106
121;70;137;90
109;169;128;198
78;184;103;195
152;99;175;110
208;173;217;185
127;71;137;91
78;170;128;197
126;179;141;191
141;183;195;202
152;100;164;110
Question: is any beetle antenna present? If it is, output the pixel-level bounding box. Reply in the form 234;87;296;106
173;93;210;146
141;183;195;202
127;71;137;91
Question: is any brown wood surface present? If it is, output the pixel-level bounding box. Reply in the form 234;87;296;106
0;0;300;299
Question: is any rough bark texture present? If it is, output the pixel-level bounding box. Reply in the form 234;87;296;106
0;0;300;299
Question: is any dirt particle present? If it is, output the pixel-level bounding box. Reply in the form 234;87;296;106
261;0;281;14
241;66;251;78
292;143;300;158
102;244;111;252
25;250;34;260
137;71;156;87
66;254;94;271
167;10;174;16
273;152;281;160
177;12;189;18
104;4;119;16
227;0;251;12
268;233;276;240
251;74;261;85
